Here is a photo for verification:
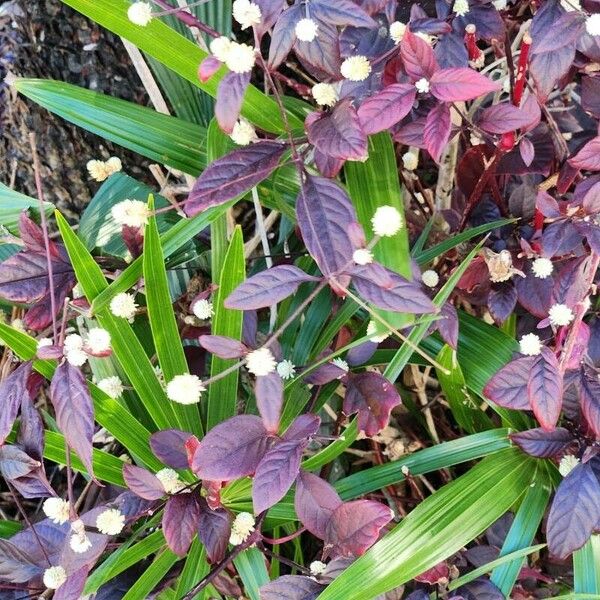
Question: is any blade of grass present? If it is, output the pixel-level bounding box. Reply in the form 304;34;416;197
122;547;179;600
574;536;600;594
175;539;211;600
233;547;270;600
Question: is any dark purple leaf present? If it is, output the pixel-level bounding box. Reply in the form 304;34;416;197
343;372;401;437
294;19;341;80
552;256;590;307
0;445;41;480
314;149;345;178
0;361;31;445
454;4;504;40
225;265;319;310
527;348;563;430
430;68;500;102
532;10;585;55
197;499;231;563
294;470;342;539
582;181;600;214
483;355;536;410
437;301;459;349
53;566;89;600
122;464;164;500
541;220;582;257
191;415;271;481
149;429;192;470
435;31;468;69
536;189;561;218
253;0;286;38
0;539;42;583
185;142;287;216
163;494;201;556
260;575;324;600
255;372;284;434
346;340;378;366
510;427;574;458
570;137;600;171
579;366;600;438
400;29;439;80
313;0;376;28
303;362;348;385
283;414;321;442
357;84;417;135
519;138;535;167
18;390;45;461
424;102;451;163
582;76;600;118
268;4;302;69
404;592;430;600
530;44;575;102
454;578;504;600
488;282;517;324
215;71;250;134
198;335;248;359
477;103;539;134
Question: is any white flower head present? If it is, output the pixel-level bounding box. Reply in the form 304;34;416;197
311;82;338;107
559;454;580;476
367;320;390;343
353;248;373;265
69;520;92;554
332;357;349;373
86;327;111;354
232;0;262;29
43;497;70;524
493;0;507;9
193;299;214;320
66;348;88;367
166;374;205;405
43;566;67;590
310;560;327;576
402;151;418;171
519;333;542;356
97;376;124;399
11;318;25;332
295;17;319;42
422;270;439;288
64;333;83;352
37;337;53;349
415;77;430;94
548;303;574;327
156;467;186;494
229;512;255;545
277;359;296;380
340;56;372;81
389;21;406;44
246;347;277;377
454;0;470;16
586;13;600;36
111;199;150;229
532;257;553;279
210;36;232;62
225;42;256;74
87;159;110;182
230;119;258;146
110;292;138;321
96;508;125;535
371;206;403;237
105;157;122;174
127;1;153;26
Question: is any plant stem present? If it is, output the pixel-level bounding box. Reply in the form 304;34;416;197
151;0;219;37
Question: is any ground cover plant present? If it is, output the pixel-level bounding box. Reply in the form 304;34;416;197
2;0;600;597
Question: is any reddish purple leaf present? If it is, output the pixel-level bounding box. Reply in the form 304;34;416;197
149;429;192;470
582;76;600;118
530;44;575;102
198;55;222;82
198;499;232;563
312;0;376;28
357;84;417;135
424;102;452;163
414;561;450;584
483;355;536;410
199;335;248;359
225;265;320;310
253;0;286;38
531;11;585;55
519;138;535;167
430;68;500;102
570;137;600;171
0;445;41;480
488;282;518;324
163;493;201;556
314;148;345;178
294;470;342;539
343;372;401;437
303;361;348;385
215;71;250;134
295;19;341;79
122;464;165;500
53;566;89;600
260;575;324;600
527;348;563;430
283;414;320;441
579;366;600;438
0;361;31;445
477;102;540;134
510;427;574;458
18;388;45;461
185;142;287;217
400;29;439;80
255;372;284;434
437;301;459;349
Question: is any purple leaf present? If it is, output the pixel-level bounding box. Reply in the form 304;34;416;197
283;414;321;441
295;19;342;80
531;11;585;55
253;439;305;513
306;100;368;161
199;335;248;359
437;301;459;349
547;462;600;558
400;29;439;80
53;566;89;600
253;0;286;38
163;494;201;556
519;138;535;167
0;539;42;583
579;366;600;438
314;149;345;178
570;137;600;171
0;361;31;445
50;362;95;479
527;348;563;430
530;43;575;102
454;578;504;600
357;84;417;135
343;372;401;437
225;265;320;310
18;388;45;460
122;464;165;500
477;102;540;134
552;256;591;307
454;4;504;40
303;362;348;385
198;499;232;563
430;68;500;102
488;282;518;324
312;0;377;28
435;31;468;69
0;445;41;480
255;372;284;434
582;76;600;118
483;355;536;410
198;55;222;82
268;4;301;69
190;415;271;481
510;427;574;458
325;500;392;558
215;71;250;134
185;142;287;217
296;174;357;278
541;220;582;257
149;429;192;470
260;575;324;600
295;470;342;539
424;102;452;163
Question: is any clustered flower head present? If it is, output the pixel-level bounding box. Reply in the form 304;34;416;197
127;1;153;27
519;333;542;356
224;42;256;74
276;359;296;380
43;565;67;590
421;270;439;288
232;0;262;29
110;292;138;321
87;157;122;182
310;560;327;576
229;511;255;545
43;497;70;524
367;320;389;343
246;347;277;377
192;298;214;320
230;119;258;146
156;467;187;494
454;0;470;16
96;508;126;535
295;17;319;42
586;14;600;37
340;56;371;81
332;357;349;373
311;82;338;107
559;454;580;476
63;333;87;367
210;36;232;63
548;303;574;327
353;248;373;265
86;327;111;354
371;206;403;237
415;77;430;94
97;375;124;398
166;373;205;404
70;519;92;554
37;337;52;349
532;257;554;279
402;151;418;171
389;21;406;44
111;199;150;229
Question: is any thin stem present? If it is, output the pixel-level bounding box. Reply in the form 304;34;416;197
261;546;311;575
65;440;76;517
261;527;306;545
151;0;219;37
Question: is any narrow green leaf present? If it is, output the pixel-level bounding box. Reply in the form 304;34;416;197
122;547;179;600
233;547;270;600
175;539;210;600
0;521;22;538
575;535;600;594
0;181;53;234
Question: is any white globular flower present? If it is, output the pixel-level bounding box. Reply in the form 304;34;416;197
43;566;67;590
97;376;124;399
415;77;430;94
367;320;390;343
454;0;470;16
277;359;296;380
230;119;258;146
166;374;205;405
246;347;277;377
519;333;542;356
232;0;262;29
210;36;232;62
389;21;406;44
193;299;214;320
493;0;507;9
548;304;575;327
86;327;111;354
229;512;255;545
86;157;122;182
311;82;338;107
96;508;126;535
127;1;153;26
371;205;403;237
37;337;53;349
225;42;256;74
70;520;92;554
332;357;349;372
422;270;439;288
295;17;319;42
106;157;122;174
110;292;138;321
402;151;418;171
532;257;554;279
43;497;70;525
111;199;150;229
559;454;580;476
352;248;374;265
340;55;372;81
310;560;327;576
66;349;88;367
156;468;186;494
586;14;600;36
64;334;88;366
64;333;83;352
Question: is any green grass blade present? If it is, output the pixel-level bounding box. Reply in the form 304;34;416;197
122;547;179;600
175;539;211;599
575;536;600;594
0;521;22;538
0;181;53;234
233;548;270;600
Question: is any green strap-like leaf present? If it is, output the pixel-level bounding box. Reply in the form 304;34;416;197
233;548;270;600
121;547;179;600
575;535;600;594
0;182;53;234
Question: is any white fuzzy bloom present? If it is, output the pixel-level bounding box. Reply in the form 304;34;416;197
493;0;507;9
416;31;434;45
372;206;403;237
277;359;296;380
310;560;327;576
64;333;83;352
586;14;600;36
96;508;125;535
127;1;153;26
225;42;256;73
332;357;349;372
246;347;277;377
422;270;439;288
454;0;470;16
66;348;87;367
229;512;255;545
156;468;186;494
166;374;205;405
548;304;574;327
86;327;111;353
43;497;70;524
106;157;122;174
232;0;262;29
402;151;419;171
111;199;150;229
230;119;258;146
43;566;67;590
210;36;232;62
295;17;319;41
340;56;371;81
110;292;138;321
389;21;406;44
367;320;389;343
353;248;373;265
97;376;124;399
532;257;554;279
193;299;214;320
37;337;53;349
519;333;542;356
11;318;25;332
559;454;580;476
70;521;92;554
64;334;87;366
415;77;430;94
86;157;122;182
311;82;338;107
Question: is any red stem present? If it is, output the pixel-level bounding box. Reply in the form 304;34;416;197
152;0;219;37
464;24;483;63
